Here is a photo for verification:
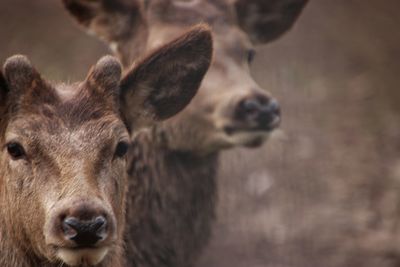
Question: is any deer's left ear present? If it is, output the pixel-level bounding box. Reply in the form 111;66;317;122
119;24;213;131
234;0;308;44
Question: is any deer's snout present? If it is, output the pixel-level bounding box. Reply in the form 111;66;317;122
234;94;281;131
46;199;115;248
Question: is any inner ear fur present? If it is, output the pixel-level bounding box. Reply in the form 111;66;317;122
119;24;213;130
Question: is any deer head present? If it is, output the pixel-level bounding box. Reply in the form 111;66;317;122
0;25;211;266
63;0;308;154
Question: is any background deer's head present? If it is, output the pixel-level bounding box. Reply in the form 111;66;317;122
63;0;307;154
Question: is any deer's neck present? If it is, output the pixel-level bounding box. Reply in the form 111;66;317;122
125;127;219;266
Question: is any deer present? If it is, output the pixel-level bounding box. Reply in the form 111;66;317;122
62;0;308;266
0;26;212;267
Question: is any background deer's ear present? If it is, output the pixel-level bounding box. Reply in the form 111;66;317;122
62;0;99;26
234;0;308;44
62;0;148;67
119;24;213;131
62;0;146;41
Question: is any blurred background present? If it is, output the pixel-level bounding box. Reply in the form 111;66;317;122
1;0;400;266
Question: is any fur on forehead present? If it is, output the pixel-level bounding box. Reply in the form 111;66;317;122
1;55;123;125
3;54;121;96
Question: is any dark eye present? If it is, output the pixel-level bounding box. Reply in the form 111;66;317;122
6;142;26;160
115;141;129;158
247;49;256;64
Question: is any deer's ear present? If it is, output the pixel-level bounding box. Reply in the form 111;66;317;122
3;55;43;97
234;0;308;44
85;55;122;96
62;0;99;27
62;0;145;41
119;24;213;130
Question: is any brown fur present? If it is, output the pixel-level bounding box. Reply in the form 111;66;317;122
124;131;218;267
0;26;212;267
63;1;308;266
0;57;126;267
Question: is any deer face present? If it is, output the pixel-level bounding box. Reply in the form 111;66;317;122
0;26;211;266
176;26;281;150
150;24;281;152
135;0;307;152
5;96;127;266
63;0;308;154
0;56;128;266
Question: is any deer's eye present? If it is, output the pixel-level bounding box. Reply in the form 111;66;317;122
247;49;256;64
115;141;129;158
6;142;26;160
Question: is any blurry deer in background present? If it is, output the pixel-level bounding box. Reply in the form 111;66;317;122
0;26;211;267
63;0;308;266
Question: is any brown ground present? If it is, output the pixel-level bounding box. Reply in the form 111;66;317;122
1;1;400;266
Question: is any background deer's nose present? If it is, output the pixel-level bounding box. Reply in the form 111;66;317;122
236;95;281;130
62;216;107;247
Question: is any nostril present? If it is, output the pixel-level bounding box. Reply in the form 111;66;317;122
92;216;107;236
238;98;261;119
62;216;108;246
265;99;281;116
257;99;281;128
62;218;78;240
242;99;259;112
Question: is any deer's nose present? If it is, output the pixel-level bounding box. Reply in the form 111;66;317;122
62;216;107;247
236;95;281;130
257;98;281;127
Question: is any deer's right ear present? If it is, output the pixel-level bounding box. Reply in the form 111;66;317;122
119;24;213;131
3;55;43;97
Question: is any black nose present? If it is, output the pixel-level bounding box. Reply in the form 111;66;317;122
236;96;281;129
62;216;107;247
258;98;281;127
